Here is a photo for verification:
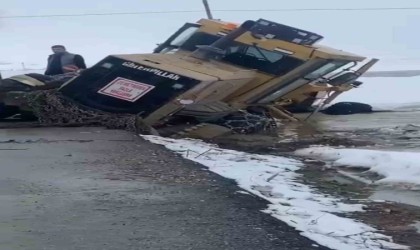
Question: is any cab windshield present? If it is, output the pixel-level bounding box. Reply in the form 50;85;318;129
158;30;219;54
158;28;305;76
219;44;304;75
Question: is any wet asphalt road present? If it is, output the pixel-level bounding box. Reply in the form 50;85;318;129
0;127;327;250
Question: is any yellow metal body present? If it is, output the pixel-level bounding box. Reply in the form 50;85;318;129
165;19;371;107
122;18;377;124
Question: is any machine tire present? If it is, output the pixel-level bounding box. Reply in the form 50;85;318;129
321;102;373;115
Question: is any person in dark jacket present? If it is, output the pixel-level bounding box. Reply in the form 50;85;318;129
44;45;86;76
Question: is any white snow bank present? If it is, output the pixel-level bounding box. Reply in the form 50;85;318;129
0;69;45;78
334;76;420;105
143;135;407;250
0;62;45;78
296;147;420;187
370;102;420;112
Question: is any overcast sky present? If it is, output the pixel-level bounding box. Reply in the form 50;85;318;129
1;0;420;70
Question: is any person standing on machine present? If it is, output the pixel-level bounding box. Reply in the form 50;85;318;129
45;45;86;76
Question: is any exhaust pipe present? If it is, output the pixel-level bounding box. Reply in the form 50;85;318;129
191;20;256;60
202;0;214;19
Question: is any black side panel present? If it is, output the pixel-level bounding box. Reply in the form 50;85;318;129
59;57;200;116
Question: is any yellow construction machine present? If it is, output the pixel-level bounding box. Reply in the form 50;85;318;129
0;18;378;138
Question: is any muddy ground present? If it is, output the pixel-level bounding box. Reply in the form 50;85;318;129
297;160;420;249
211;129;420;250
0;126;328;250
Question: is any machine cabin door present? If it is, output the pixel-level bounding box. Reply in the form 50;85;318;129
153;23;201;54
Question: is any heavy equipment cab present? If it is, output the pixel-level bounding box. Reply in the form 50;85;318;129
154;19;365;111
153;19;236;54
152;18;368;111
153;19;318;77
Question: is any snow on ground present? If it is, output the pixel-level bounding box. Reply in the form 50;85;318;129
333;76;420;105
370;103;420;112
0;69;45;78
143;135;408;250
0;63;45;78
295;147;420;187
369;61;420;72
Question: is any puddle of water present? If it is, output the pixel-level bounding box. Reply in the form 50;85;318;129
370;189;420;208
294;111;420;209
299;111;420;150
301;111;420;131
326;175;356;185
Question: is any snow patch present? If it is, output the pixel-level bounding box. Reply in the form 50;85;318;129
0;62;44;77
0;69;44;78
143;135;407;250
296;147;420;187
370;102;420;112
235;190;251;195
334;76;420;105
